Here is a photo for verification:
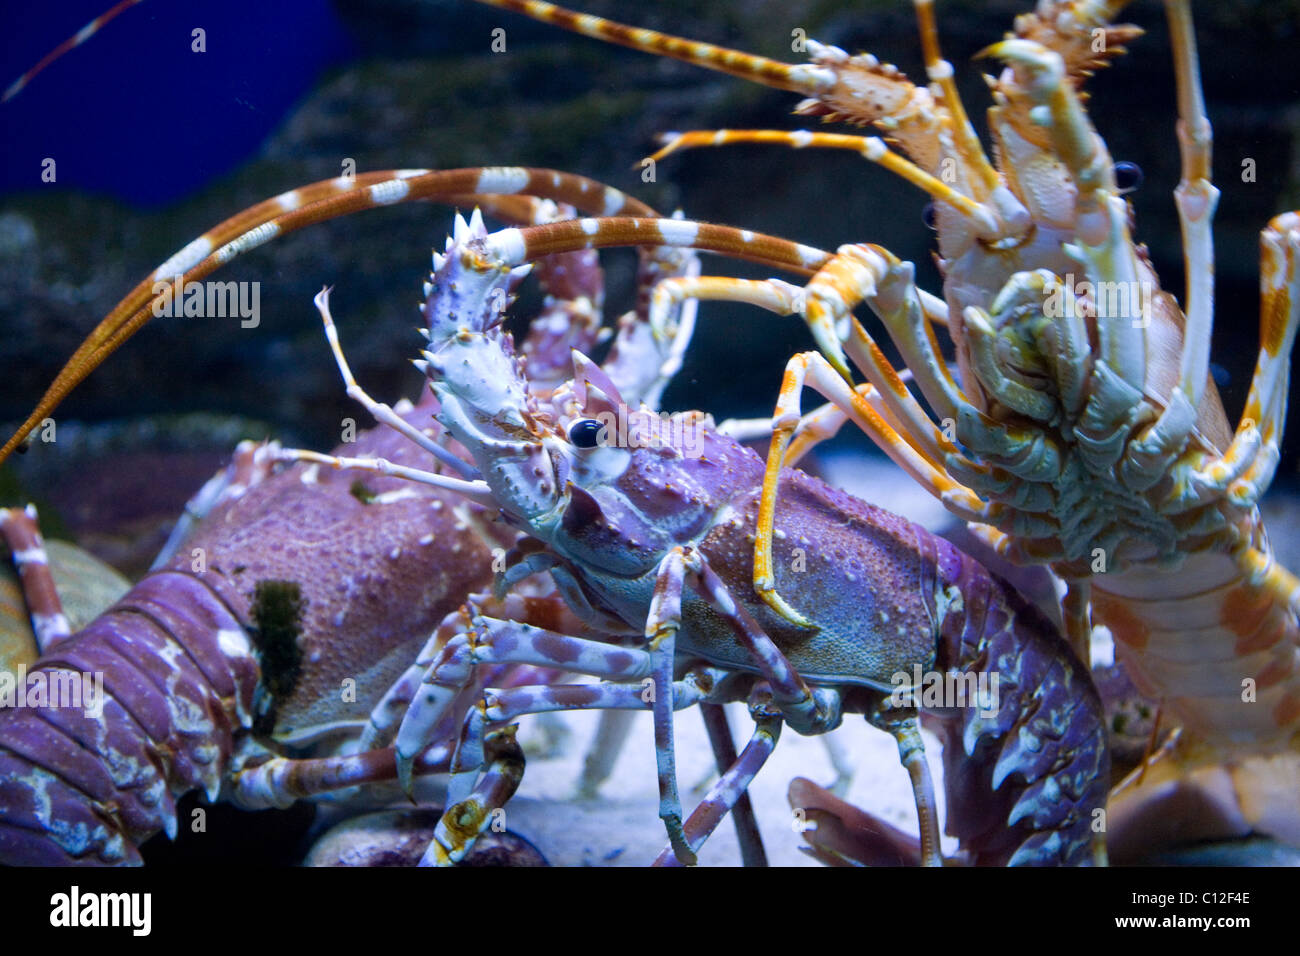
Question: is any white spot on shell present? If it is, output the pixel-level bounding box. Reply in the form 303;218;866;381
476;166;530;194
154;236;213;279
797;244;826;269
659;218;699;246
789;64;836;90
369;179;411;205
215;222;280;263
862;138;887;161
370;488;423;505
486;227;527;264
927;60;954;82
217;628;251;659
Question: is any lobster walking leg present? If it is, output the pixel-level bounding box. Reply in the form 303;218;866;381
0;506;71;652
232;742;453;809
653;689;782;867
867;702;943;867
423;727;526;866
696;702;768;866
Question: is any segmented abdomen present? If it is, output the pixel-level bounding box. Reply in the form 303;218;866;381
1091;546;1300;746
0;570;257;865
929;533;1109;866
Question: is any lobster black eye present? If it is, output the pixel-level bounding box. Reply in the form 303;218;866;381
922;201;937;230
568;419;606;448
1114;161;1143;192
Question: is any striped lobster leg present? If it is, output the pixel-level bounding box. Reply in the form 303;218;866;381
652;687;783;868
0;505;72;654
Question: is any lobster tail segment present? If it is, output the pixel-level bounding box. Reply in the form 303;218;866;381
0;572;258;865
932;547;1109;865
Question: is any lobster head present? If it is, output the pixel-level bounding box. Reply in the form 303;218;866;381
419;212;739;579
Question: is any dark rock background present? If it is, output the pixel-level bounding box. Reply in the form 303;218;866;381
1;0;1298;557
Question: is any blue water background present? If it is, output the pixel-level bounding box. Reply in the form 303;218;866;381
0;0;355;205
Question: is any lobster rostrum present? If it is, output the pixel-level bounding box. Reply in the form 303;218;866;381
316;209;1109;866
454;0;1300;858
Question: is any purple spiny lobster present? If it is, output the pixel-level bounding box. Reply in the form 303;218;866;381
298;210;1109;866
0;187;703;865
0;389;508;864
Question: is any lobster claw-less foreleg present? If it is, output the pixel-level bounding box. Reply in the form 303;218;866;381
388;541;841;866
642;546;844;864
391;610;734;864
652;686;783;868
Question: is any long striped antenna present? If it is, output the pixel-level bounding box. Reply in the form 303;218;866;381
0;168;838;466
0;167;661;465
3;0;147;102
471;0;832;95
473;1;1012;235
